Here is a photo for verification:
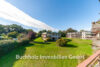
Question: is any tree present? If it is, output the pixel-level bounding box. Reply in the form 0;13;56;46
9;24;25;33
0;25;5;34
17;33;26;40
26;29;33;33
58;30;66;37
8;31;18;38
47;30;52;33
37;30;47;37
80;29;85;32
66;28;77;33
27;31;36;40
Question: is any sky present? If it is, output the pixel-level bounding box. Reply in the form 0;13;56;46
0;0;100;32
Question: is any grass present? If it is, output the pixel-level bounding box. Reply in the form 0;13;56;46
0;37;92;67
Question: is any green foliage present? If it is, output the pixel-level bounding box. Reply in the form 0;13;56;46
0;38;92;67
37;30;52;37
17;33;26;40
37;30;47;37
19;38;30;46
0;25;5;34
0;24;35;35
0;38;30;57
8;24;25;33
58;28;77;37
0;34;8;40
27;31;36;40
66;28;77;33
0;40;18;57
80;29;85;32
58;30;66;37
8;31;18;38
56;38;68;47
26;29;33;33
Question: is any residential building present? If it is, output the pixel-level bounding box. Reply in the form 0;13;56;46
81;31;92;39
92;21;100;39
41;32;61;41
66;32;81;38
66;31;92;39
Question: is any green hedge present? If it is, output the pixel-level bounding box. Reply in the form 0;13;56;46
0;39;30;57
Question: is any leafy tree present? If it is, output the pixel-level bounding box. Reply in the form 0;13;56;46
47;30;52;33
17;33;26;40
37;30;47;37
80;29;85;32
8;31;18;38
0;25;5;34
37;30;52;37
58;30;66;37
66;28;77;33
26;29;33;32
27;31;36;40
9;24;25;33
0;24;34;35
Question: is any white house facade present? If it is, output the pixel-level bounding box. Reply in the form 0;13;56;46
81;31;92;39
42;32;61;41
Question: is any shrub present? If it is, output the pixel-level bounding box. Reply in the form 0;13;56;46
0;38;30;57
0;40;18;57
27;31;36;41
56;38;68;47
19;38;30;46
17;33;26;40
8;31;18;38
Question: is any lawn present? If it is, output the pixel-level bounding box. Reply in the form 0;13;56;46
0;37;92;67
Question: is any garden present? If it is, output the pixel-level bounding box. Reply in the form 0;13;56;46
0;24;93;67
0;37;92;67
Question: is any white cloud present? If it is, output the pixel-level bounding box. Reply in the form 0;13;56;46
0;0;58;31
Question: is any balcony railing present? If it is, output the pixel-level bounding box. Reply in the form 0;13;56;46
77;50;100;67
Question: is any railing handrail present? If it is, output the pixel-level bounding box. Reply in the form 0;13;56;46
77;50;100;67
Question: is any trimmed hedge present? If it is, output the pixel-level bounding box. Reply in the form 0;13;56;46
18;38;30;46
0;39;30;57
0;40;17;57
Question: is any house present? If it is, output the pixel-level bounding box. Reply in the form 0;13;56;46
81;31;92;39
66;31;92;39
41;32;61;41
66;32;81;38
92;21;100;39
